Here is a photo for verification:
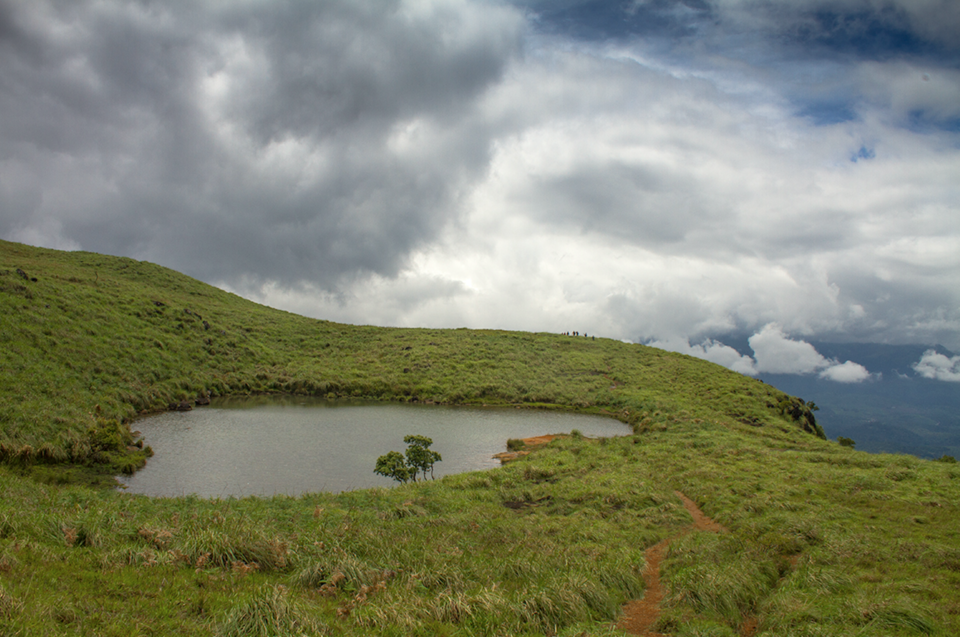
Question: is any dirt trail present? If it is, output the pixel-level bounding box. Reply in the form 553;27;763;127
496;438;756;634
616;536;672;637
616;491;731;636
675;491;726;533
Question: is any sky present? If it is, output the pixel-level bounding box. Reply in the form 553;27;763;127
2;0;959;383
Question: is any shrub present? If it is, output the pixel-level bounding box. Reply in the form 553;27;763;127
403;434;442;481
506;438;526;451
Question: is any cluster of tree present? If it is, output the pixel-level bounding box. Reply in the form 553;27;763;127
374;435;442;484
777;397;824;438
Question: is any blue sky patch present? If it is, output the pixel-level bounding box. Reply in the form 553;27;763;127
906;110;960;134
520;0;712;41
797;101;858;126
850;146;875;162
789;7;947;63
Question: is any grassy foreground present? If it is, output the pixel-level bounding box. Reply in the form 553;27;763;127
1;239;958;636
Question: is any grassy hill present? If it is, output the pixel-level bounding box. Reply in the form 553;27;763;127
1;239;958;636
0;238;821;474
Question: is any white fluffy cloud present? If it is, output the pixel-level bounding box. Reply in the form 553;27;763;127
647;337;760;376
818;360;873;383
749;325;832;375
913;350;960;381
751;325;871;382
651;324;872;382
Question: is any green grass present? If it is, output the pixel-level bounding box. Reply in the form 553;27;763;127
1;239;958;636
0;238;820;475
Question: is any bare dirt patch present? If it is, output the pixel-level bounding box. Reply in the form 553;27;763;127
675;491;726;533
617;536;672;636
740;615;759;636
492;434;565;463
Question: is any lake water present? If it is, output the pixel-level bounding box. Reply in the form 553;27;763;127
117;397;630;497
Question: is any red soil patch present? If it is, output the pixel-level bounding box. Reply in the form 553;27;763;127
617;491;725;636
617;537;672;636
520;434;562;446
491;434;564;463
675;491;726;533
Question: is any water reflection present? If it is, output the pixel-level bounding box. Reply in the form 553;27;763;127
118;398;630;497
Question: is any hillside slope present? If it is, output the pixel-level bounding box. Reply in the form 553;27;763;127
1;239;957;637
0;238;819;472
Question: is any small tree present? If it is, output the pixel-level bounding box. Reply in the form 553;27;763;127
374;435;442;484
404;435;442;481
374;450;413;484
837;436;856;448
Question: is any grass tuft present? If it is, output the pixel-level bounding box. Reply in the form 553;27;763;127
0;583;24;619
177;523;289;571
864;604;937;635
218;584;325;637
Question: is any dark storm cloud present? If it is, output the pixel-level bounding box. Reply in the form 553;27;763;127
219;2;514;142
0;0;523;285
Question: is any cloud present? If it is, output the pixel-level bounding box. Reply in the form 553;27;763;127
912;350;960;381
749;325;830;374
648;337;759;376
650;324;872;382
227;269;473;330
747;324;872;382
712;0;960;57
520;0;960;55
857;62;960;129
0;0;958;352
818;360;872;383
0;0;524;288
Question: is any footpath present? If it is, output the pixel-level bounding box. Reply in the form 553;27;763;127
617;491;757;636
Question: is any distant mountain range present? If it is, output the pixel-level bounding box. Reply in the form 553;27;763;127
733;341;960;459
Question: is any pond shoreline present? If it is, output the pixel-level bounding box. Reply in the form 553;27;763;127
118;400;629;497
